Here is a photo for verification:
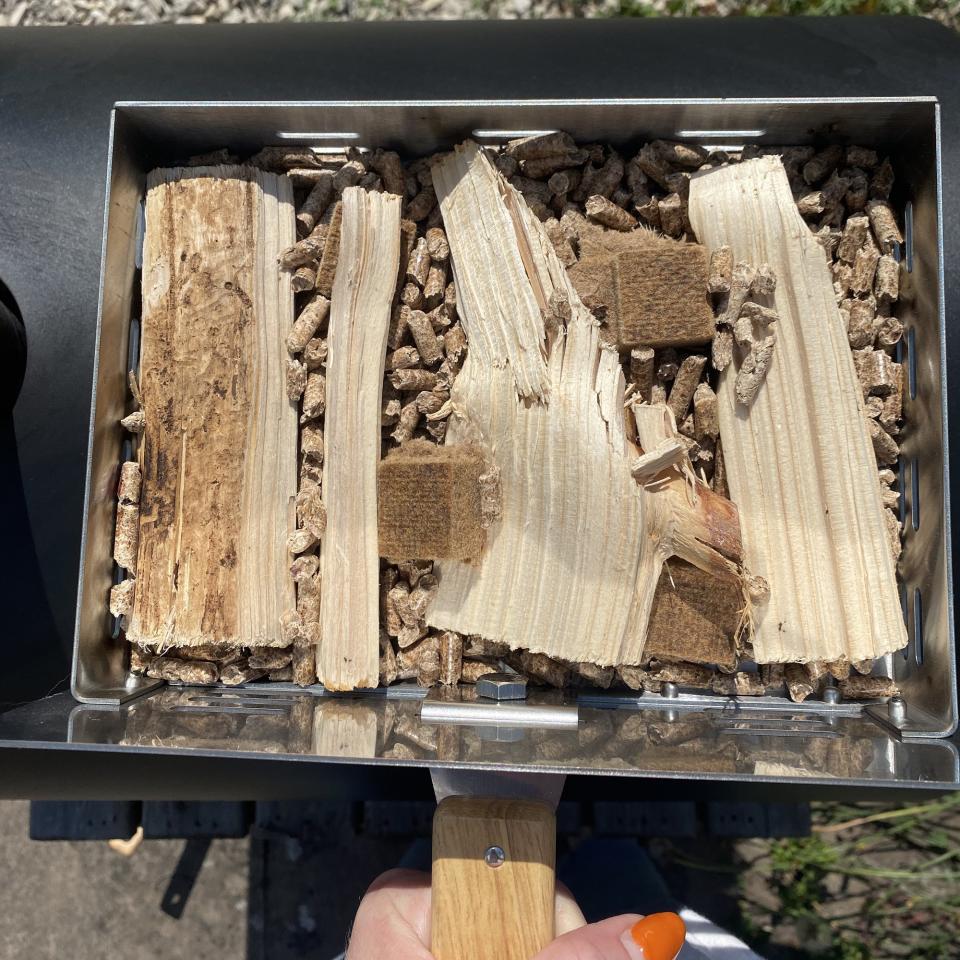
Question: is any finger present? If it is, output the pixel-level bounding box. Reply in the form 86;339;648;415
345;869;433;960
535;912;686;960
554;881;587;936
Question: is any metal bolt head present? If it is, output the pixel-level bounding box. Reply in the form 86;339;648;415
477;724;526;743
484;845;506;868
476;672;528;702
823;686;841;705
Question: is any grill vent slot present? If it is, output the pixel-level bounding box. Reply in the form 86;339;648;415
912;456;921;530
914;588;925;665
908;326;918;400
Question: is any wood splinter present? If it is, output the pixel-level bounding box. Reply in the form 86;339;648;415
630;438;686;482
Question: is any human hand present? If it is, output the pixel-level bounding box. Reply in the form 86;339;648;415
346;868;686;960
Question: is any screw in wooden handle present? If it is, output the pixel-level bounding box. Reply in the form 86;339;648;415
431;796;556;960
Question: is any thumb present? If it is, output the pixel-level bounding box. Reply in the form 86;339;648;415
535;912;686;960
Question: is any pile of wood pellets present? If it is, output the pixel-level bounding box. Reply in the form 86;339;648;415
124;136;904;703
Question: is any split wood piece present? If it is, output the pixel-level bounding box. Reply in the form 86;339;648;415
567;234;714;350
378;440;488;562
319;186;401;691
128;166;296;650
427;142;746;666
431;147;549;401
688;157;907;665
642;560;740;672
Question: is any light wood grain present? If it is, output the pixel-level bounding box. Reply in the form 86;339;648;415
427;142;745;666
688;157;907;664
319;186;402;691
129;165;296;650
432;797;555;960
312;701;377;758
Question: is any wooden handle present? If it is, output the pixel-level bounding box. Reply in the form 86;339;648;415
431;796;556;960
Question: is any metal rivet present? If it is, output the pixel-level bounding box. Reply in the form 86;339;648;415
888;695;907;724
484;845;506;868
823;686;840;705
661;681;679;699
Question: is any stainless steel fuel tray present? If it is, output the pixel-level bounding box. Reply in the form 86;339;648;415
69;99;956;791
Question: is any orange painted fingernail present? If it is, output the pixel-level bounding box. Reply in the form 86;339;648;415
620;912;686;960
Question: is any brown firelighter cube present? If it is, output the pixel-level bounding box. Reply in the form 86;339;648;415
568;235;713;350
378;440;486;561
641;560;741;672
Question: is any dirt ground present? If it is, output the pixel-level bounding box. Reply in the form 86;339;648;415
0;800;249;960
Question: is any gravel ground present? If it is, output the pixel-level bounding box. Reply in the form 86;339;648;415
0;0;957;30
0;0;610;23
